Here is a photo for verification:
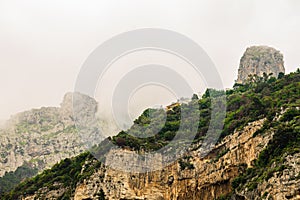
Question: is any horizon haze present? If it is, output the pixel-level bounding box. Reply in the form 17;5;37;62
1;0;300;120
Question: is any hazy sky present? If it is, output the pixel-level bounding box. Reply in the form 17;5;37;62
0;0;300;120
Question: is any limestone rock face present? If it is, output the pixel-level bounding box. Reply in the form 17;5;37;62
236;46;285;84
75;119;269;200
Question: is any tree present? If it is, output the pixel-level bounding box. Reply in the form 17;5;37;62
278;72;285;79
191;94;199;100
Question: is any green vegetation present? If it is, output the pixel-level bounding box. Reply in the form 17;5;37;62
0;163;38;194
107;89;224;152
216;193;232;200
214;148;229;162
1;152;105;200
179;156;195;170
230;70;300;194
110;70;300;154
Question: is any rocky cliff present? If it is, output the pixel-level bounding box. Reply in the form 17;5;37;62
73;119;270;200
0;92;97;177
236;46;285;84
17;107;300;200
17;118;269;200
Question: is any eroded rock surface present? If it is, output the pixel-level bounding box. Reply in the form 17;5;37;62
236;46;285;84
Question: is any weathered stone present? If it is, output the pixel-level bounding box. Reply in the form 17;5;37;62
236;46;285;84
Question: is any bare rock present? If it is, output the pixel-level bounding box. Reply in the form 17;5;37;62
236;46;285;84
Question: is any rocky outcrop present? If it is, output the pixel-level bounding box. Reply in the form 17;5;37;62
0;92;97;177
236;46;285;84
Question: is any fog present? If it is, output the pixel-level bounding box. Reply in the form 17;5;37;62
0;0;299;120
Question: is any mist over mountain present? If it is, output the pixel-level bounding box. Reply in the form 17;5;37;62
0;92;102;193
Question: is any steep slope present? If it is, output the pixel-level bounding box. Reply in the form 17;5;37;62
2;70;299;200
0;93;98;193
232;107;300;199
71;118;269;200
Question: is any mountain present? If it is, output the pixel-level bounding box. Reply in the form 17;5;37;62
0;92;100;193
236;46;285;84
2;68;299;200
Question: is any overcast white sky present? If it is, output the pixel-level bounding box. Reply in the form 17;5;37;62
0;0;300;120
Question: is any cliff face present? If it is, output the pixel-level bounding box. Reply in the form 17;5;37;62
236;46;285;84
0;92;97;177
74;119;269;200
236;152;300;200
20;114;300;200
21;119;271;200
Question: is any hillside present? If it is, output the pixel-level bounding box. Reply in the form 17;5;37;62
0;93;99;194
2;69;299;200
